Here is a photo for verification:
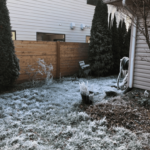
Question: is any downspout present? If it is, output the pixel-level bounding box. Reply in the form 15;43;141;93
122;0;137;89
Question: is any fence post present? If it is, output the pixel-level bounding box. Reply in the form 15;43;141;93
56;41;60;78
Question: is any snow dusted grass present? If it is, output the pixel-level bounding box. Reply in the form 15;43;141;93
0;76;144;150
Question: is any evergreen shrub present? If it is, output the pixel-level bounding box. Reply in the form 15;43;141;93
89;0;113;76
0;0;20;89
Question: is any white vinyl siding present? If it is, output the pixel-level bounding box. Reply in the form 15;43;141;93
133;17;150;90
7;0;117;42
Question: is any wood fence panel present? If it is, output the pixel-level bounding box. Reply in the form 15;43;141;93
59;42;89;77
14;41;57;83
56;41;60;78
14;41;89;83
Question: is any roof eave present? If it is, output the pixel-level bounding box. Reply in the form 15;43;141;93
103;0;123;6
103;0;133;7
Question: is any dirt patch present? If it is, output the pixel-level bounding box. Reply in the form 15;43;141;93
81;88;150;133
123;88;150;110
79;88;150;149
85;103;150;133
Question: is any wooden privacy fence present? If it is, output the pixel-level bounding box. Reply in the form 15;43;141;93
14;41;89;83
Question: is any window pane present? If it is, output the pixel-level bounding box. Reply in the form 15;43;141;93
87;0;98;6
86;36;90;43
12;31;16;40
37;33;65;42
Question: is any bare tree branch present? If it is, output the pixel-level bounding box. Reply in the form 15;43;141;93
119;0;150;50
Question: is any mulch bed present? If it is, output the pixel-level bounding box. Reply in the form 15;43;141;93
79;88;150;133
79;88;150;149
85;103;150;133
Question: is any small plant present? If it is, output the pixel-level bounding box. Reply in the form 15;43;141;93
138;98;150;106
138;90;150;106
37;59;53;85
144;90;149;98
79;81;94;104
24;59;53;85
79;81;89;96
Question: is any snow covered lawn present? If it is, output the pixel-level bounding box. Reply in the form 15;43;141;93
0;76;145;150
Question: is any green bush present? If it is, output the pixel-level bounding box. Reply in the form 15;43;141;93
89;0;113;76
111;15;120;74
0;0;20;89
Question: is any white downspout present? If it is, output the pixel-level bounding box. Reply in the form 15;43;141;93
122;0;137;88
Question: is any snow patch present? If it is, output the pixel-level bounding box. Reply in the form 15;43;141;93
0;76;147;150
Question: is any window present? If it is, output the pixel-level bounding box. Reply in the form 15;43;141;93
37;33;65;42
12;31;16;40
86;36;90;43
87;0;98;6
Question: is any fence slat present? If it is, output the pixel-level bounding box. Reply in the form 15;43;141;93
57;41;60;78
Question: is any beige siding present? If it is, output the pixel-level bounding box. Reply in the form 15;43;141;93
7;0;118;42
133;17;150;90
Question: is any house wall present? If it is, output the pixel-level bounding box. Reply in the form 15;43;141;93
7;0;118;43
133;17;150;90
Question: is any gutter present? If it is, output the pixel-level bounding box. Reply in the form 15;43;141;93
122;0;137;88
